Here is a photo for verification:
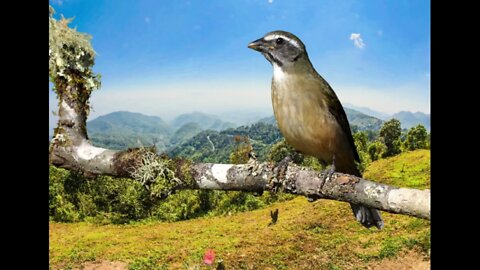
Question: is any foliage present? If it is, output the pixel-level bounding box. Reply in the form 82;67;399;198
229;135;253;164
403;124;428;151
353;131;369;152
50;150;430;269
352;131;370;172
367;140;387;162
49;5;101;114
169;122;283;163
379;119;402;158
150;190;207;221
267;139;305;164
49;166;149;223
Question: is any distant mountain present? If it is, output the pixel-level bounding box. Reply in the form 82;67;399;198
390;111;430;130
87;111;173;152
344;108;384;131
170;122;204;146
256;108;383;131
84;111;241;152
169;108;385;163
343;103;390;120
80;108;431;157
168;122;282;163
257;116;277;126
171;111;236;131
88;111;172;135
342;103;430;131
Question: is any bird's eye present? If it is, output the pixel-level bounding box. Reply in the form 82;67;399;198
276;38;284;45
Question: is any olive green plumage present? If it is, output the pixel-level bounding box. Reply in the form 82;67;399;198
249;30;383;229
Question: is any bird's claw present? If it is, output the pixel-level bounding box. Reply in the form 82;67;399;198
317;155;336;197
248;151;258;163
280;155;292;164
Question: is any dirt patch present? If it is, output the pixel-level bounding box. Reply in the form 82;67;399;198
369;250;430;270
72;261;128;270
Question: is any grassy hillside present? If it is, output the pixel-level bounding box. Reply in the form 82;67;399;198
344;108;384;131
49;150;430;270
363;149;430;189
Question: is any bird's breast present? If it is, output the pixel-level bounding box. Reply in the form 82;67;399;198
271;69;342;161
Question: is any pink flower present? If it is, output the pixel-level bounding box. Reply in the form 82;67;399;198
203;249;215;265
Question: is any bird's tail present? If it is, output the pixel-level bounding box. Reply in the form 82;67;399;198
350;203;384;230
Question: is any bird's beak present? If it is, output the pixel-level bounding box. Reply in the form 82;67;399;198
248;38;268;52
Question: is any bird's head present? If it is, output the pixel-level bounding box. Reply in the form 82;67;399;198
248;30;307;69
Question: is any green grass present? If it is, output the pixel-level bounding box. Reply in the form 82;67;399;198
364;149;430;189
49;150;430;269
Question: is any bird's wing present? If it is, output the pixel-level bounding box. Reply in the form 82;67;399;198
322;82;361;164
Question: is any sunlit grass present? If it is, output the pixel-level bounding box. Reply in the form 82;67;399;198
49;150;430;269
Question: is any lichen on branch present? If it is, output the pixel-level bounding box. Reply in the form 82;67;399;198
129;148;182;198
49;5;101;116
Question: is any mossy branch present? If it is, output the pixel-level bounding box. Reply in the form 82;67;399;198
48;6;430;221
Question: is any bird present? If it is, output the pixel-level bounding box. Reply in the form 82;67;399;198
248;30;384;229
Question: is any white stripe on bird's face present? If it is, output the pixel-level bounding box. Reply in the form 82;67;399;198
263;33;302;49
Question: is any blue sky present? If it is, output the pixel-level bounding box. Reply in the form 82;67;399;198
49;0;430;128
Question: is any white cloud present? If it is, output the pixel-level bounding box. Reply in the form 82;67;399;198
268;0;274;4
350;33;365;49
144;17;151;23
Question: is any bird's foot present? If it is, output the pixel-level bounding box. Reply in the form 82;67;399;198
317;155;336;196
248;150;258;164
280;155;292;165
269;155;293;193
277;155;292;177
278;155;292;179
248;151;263;197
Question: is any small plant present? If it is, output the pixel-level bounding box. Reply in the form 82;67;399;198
268;209;279;226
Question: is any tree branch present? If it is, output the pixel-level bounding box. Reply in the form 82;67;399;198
50;125;430;220
49;87;429;220
49;9;430;222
